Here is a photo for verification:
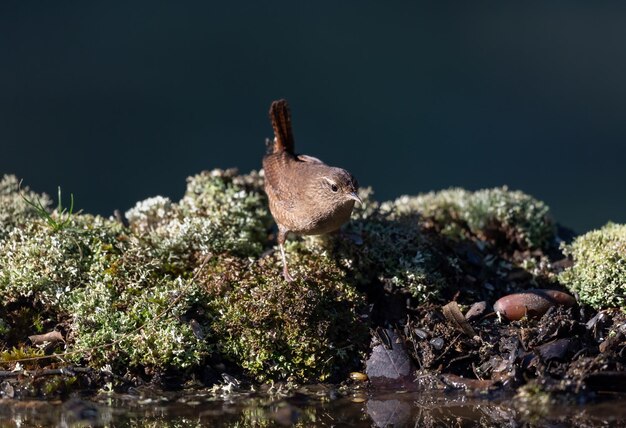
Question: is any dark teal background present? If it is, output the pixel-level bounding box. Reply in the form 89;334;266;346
1;2;625;233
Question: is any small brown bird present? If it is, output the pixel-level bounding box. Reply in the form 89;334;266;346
263;99;361;281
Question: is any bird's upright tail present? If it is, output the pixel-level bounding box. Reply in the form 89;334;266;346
269;99;295;154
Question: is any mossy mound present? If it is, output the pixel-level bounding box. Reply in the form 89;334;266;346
390;186;555;250
65;170;274;373
0;170;368;383
206;250;367;382
559;222;626;309
333;188;452;305
0;174;52;239
0;171;594;388
0;215;123;308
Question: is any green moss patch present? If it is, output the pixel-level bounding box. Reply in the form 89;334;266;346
559;222;626;309
207;251;368;382
390;186;555;250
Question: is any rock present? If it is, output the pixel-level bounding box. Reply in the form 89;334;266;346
429;337;444;351
0;381;14;398
535;338;575;361
494;289;576;321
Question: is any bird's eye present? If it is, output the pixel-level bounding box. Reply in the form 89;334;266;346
331;184;338;192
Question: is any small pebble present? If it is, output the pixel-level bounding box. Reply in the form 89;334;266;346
429;337;444;350
1;381;15;399
413;328;429;340
349;372;368;382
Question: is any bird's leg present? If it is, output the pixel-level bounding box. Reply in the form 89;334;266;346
277;227;294;282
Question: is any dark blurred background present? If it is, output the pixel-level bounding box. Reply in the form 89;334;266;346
1;2;625;233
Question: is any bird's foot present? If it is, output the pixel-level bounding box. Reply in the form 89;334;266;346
283;267;295;282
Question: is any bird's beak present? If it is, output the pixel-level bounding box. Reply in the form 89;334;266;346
348;192;362;204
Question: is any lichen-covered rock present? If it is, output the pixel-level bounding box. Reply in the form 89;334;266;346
389;187;555;250
559;222;626;309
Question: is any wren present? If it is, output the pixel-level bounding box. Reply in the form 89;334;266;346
263;99;361;281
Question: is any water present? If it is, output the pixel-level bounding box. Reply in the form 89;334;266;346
2;388;626;427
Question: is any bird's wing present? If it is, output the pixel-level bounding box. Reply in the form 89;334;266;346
263;153;297;210
296;154;325;164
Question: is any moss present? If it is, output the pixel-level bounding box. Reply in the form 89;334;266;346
341;217;449;303
39;375;78;397
207;250;368;382
0;318;8;336
0;346;46;362
0;346;46;370
0;214;123;308
178;168;272;257
389;186;555;250
0;170;566;384
67;263;212;370
559;223;626;309
513;381;554;423
0;171;367;381
0;175;52;239
65;170;273;373
126;169;272;263
307;188;452;304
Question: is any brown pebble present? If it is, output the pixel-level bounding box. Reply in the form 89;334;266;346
494;289;575;321
349;372;368;382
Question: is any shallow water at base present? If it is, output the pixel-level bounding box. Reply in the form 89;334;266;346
1;388;626;427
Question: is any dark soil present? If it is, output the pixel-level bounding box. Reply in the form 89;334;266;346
363;223;626;401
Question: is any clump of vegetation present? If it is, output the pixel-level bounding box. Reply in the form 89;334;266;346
389;187;555;250
206;250;368;382
0;170;570;386
126;169;271;266
0;175;52;239
1;169;370;382
179;169;271;257
0;187;131;359
0;213;123;308
559;222;626;309
329;189;451;304
66;245;212;371
69;169;272;371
